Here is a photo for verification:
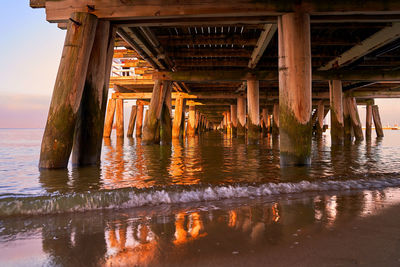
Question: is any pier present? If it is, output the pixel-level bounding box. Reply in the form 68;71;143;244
31;0;400;169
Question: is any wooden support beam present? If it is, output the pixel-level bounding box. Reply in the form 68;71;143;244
104;99;116;137
278;12;312;166
171;49;252;58
172;97;185;138
261;108;269;136
143;80;169;143
347;90;400;98
44;1;400;23
174;59;250;67
39;12;98;169
366;103;372;139
158;35;258;46
154;69;400;82
29;0;45;8
161;83;173;143
230;104;238;129
127;105;137;137
247;80;260;142
237;96;246;136
117;28;159;69
187;105;196;137
248;24;277;68
272;103;279;135
372;105;384;137
115;99;124;137
72;21;112;166
316;100;324;136
348;97;364;141
329;80;344;145
319;23;400;70
135;103;144;137
118;16;277;27
343;96;353;142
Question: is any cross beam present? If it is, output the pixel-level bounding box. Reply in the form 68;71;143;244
154;70;400;82
319;23;400;70
38;0;400;23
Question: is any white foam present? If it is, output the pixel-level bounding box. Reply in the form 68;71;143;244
1;178;400;217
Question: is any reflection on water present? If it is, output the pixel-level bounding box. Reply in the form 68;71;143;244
1;130;400;195
1;188;399;266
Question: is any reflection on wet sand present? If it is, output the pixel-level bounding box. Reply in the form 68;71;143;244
2;188;399;266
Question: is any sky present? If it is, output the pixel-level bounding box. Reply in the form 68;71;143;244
0;2;399;128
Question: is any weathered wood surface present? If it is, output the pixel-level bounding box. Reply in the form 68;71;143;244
230;104;238;135
135;103;144;137
372;105;384;137
72;21;110;167
39;12;98;169
127;105;137;137
40;0;400;23
278;12;312;166
237;96;246;136
142;80;167;143
261;108;269;136
247;79;260;141
366;104;372;139
115;99;124;137
248;24;277;68
319;23;400;70
316;100;324;136
154;69;400;82
187;105;196;137
348;97;364;141
272;103;279;135
343;96;353;142
161;84;173;143
104;99;116;137
172;97;185;138
329;80;344;145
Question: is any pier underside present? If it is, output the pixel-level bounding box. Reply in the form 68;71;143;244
31;0;400;168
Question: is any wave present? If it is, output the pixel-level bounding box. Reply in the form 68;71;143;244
1;178;400;217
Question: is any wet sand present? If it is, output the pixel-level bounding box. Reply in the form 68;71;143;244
176;203;400;267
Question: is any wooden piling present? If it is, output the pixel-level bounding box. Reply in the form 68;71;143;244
272;103;279;135
181;100;186;136
39;12;98;169
230;105;238;135
226;110;232;136
135;103;144;137
103;99;116;137
278;12;312;166
372;105;384;137
366;103;373;139
143;80;169;143
261;108;269;137
343;96;353;142
237;96;246;136
115;99;124;137
127;105;137;137
161;83;173;143
187;105;196;137
247;79;260;141
329;80;344;145
72;21;111;166
172;97;185;138
348;97;364;141
316;100;324;136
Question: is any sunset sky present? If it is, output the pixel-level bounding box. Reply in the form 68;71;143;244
0;2;399;128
